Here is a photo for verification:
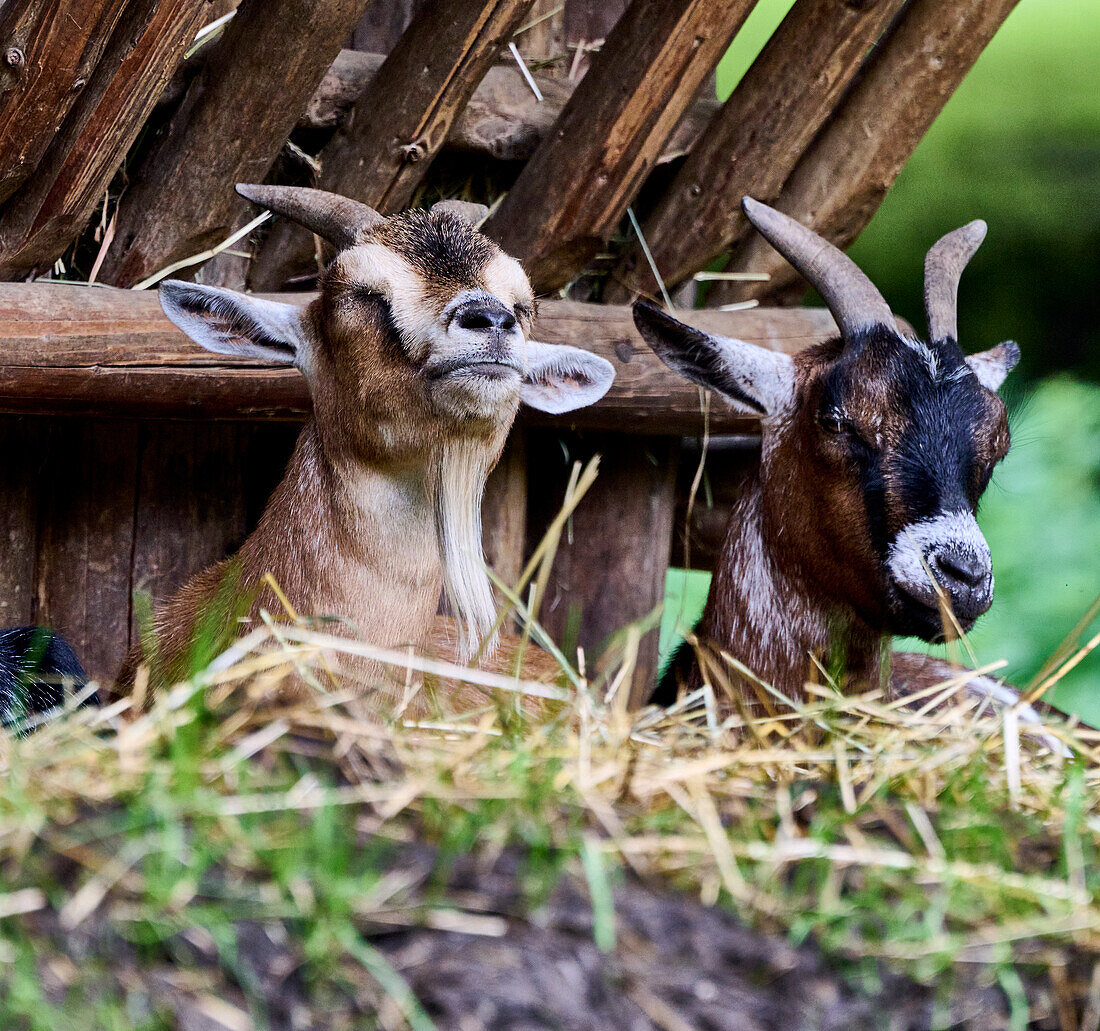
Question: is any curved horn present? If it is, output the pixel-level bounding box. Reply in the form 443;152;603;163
923;219;986;342
741;197;897;337
235;184;382;249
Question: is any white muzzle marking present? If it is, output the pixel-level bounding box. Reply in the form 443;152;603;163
888;510;992;600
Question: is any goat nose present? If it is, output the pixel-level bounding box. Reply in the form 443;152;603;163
455;299;516;333
932;547;989;589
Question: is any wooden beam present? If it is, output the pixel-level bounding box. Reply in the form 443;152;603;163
483;0;758;294
671;438;758;574
287;51;720;164
0;0;130;206
99;0;369;288
0;417;39;625
248;0;537;292
714;0;1022;306
0;0;206;279
34;420;139;678
604;0;908;303
0;284;838;431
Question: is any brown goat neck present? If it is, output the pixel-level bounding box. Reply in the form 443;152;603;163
695;460;888;709
130;420;452;703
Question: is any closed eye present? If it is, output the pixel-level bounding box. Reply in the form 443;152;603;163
356;287;388;305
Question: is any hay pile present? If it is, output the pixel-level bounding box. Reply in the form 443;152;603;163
1;607;1098;1029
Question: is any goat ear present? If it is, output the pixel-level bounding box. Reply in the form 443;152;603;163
965;341;1019;392
632;300;794;416
159;281;306;364
521;341;615;414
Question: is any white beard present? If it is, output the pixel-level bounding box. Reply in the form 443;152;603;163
435;438;499;660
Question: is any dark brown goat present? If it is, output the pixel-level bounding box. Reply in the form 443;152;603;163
635;198;1022;715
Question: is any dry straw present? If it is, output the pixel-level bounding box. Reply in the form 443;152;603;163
2;588;1097;968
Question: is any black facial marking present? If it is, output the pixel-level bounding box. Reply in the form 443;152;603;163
820;325;1003;561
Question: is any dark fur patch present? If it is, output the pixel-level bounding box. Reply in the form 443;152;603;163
814;325;1009;561
369;209;498;294
632;301;767;414
0;627;93;727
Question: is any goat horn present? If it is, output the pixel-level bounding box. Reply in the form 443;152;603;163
741;197;897;337
923;220;986;342
236;184;382;249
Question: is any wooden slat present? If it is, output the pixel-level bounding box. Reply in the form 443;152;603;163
292;51;718;164
0;417;40;626
0;0;130;206
715;0;1022;306
248;0;536;291
484;0;758;294
604;0;907;303
0;417;299;681
130;423;252;649
671;439;757;574
100;0;369;288
0;285;838;432
526;431;678;701
34;421;138;678
482;431;529;590
0;0;206;279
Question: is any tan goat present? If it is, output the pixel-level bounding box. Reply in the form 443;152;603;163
134;185;613;708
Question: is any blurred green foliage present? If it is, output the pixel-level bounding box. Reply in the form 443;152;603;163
661;0;1100;717
849;0;1100;384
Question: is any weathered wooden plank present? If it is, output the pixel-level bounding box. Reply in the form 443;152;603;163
0;285;838;432
670;437;758;574
0;416;294;680
100;0;370;288
482;430;528;590
295;51;718;164
131;422;252;652
484;0;758;293
715;0;1022;306
526;431;678;702
32;420;138;678
0;0;208;279
248;0;536;291
604;0;907;303
349;0;424;53
0;0;131;206
0;417;40;626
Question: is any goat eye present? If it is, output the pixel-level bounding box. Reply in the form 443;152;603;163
818;413;851;436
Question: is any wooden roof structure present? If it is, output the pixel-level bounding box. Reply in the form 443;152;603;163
0;0;1017;695
0;0;1017;295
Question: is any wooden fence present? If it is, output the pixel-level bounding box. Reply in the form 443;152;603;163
0;0;1016;690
